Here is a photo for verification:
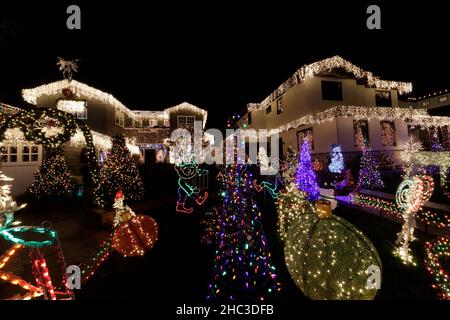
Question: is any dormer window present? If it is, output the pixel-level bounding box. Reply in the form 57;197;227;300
115;109;125;127
177;115;195;129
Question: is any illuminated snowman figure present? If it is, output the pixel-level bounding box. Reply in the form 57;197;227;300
328;144;345;174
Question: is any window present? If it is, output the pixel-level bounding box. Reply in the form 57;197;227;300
297;128;314;151
115;110;125;127
438;96;448;103
56;100;87;119
321;80;343;101
422;101;430;107
177;116;195;129
1;144;39;163
247;111;252;125
354;120;369;148
375;90;392;107
277;97;284;114
266;105;272;114
149;119;158;127
380;121;396;146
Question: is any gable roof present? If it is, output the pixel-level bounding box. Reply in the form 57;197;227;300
247;55;413;111
21;80;207;127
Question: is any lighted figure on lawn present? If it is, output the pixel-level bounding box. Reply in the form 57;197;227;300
112;190;158;257
175;161;208;214
395;175;434;265
253;147;281;199
328;144;344;174
80;190;159;284
0;172;73;300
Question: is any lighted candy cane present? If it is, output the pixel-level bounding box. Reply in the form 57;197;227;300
395;175;434;265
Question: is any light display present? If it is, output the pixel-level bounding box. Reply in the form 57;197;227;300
411;151;450;188
277;182;315;241
98;135;144;206
350;193;450;229
0;172;26;229
248;55;412;111
328;144;344;174
402;136;422;178
22;79;208;127
57;57;79;81
28;146;75;199
295;139;320;200
0;107;104;207
175;162;208;214
284;212;382;300
208;163;279;300
253;179;279;199
395;175;434;265
0;219;73;299
424;236;450;300
358;139;384;190
111;191;158;257
381;121;396;146
274;106;450;133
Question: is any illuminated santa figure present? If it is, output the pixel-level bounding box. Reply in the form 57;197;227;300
328;144;345;174
112;190;158;257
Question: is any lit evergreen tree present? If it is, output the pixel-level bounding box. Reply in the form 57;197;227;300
208;163;279;300
29;146;75;199
98;135;144;206
295;140;320;200
358;139;384;190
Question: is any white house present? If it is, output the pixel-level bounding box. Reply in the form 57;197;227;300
234;56;450;165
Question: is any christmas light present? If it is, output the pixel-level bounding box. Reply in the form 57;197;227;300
350;193;450;229
208;161;279;300
284;212;382;300
98;136;144;206
295;139;320;200
277;182;315;241
395;175;434;265
175;162;208;214
328;144;344;174
248;55;412;111
424;236;450;300
28;146;75;199
56;100;86;113
272;106;450;133
358;139;384;190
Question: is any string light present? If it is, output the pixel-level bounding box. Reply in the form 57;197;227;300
248;55;413;111
175;162;208;214
272;106;450;133
328;144;344;174
295;139;320;200
284;212;382;300
22;80;208;126
424;236;450;300
358;139;384;190
208;149;279;300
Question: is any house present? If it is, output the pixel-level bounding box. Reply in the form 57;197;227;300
1;79;208;196
233;56;450;166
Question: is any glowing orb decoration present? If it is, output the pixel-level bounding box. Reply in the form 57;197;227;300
425;236;450;300
112;215;158;257
285;213;382;300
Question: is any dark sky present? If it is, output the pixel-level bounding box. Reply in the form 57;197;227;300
1;1;450;129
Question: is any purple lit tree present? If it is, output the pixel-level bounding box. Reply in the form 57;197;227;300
296;140;320;200
208;162;279;300
358;139;384;190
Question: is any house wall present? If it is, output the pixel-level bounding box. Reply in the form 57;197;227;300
243;75;400;131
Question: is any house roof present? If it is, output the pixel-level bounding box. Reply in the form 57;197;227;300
247;55;413;112
21;79;208;127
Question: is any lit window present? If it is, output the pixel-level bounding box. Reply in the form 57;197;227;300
177;116;196;129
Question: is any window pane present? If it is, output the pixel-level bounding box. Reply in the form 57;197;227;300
32;146;38;153
321;81;343;101
23;146;30;154
9;155;17;162
31;154;39;162
9;146;17;154
2;155;7;162
22;155;30;162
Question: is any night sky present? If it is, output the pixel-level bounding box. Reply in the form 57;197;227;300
1;1;449;129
